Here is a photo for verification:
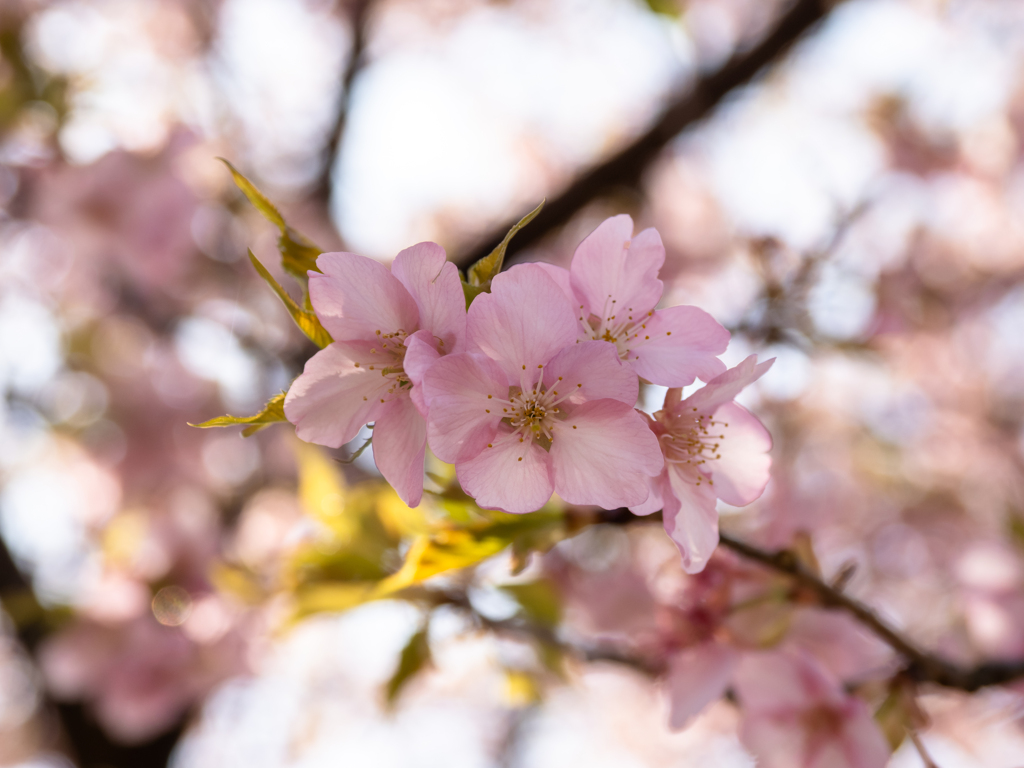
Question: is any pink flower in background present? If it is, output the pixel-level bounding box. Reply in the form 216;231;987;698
733;650;890;768
665;606;893;731
539;214;730;386
632;355;774;572
284;243;466;506
423;264;663;514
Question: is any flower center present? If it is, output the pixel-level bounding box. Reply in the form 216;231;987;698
579;295;661;361
358;329;412;402
486;367;583;452
659;409;728;486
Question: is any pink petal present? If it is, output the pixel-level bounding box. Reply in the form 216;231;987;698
456;426;554;514
550;400;663;509
661;387;683;413
663;464;720;573
703;401;772;507
372;395;427;507
284;341;392;448
784;608;893;682
736;652;889;768
666;640;739;729
390;242;466;353
681;355;774;416
543;340;638;406
630;465;668;516
311;252;420;341
532;262;575;304
569;215;665;319
627;305;730;387
403;329;441;416
423;352;508;463
734;650;841;713
836;704;892;768
468;264;579;382
738;714;808;768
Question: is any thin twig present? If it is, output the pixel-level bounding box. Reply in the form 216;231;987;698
715;532;1024;691
313;0;374;204
454;0;838;270
590;508;1024;692
908;728;940;768
439;591;663;676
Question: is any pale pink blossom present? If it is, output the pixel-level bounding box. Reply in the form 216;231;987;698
632;355;774;572
733;650;890;768
665;607;893;731
666;639;740;728
422;264;663;514
284;243;466;506
538;215;730;386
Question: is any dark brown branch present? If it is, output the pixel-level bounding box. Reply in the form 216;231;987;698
454;0;837;270
313;0;373;203
715;532;1024;692
590;508;1024;692
1;534;185;768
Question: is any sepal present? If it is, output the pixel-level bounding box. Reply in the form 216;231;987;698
219;158;322;279
248;250;332;348
188;392;288;437
462;200;544;304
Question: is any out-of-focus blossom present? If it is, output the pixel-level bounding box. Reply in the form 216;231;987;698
284;243;466;506
633;355;774;572
33;136;201;297
423;264;662;514
40;608;248;744
733;650;890;768
539;214;730;387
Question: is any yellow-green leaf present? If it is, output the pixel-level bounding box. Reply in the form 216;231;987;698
378;531;509;593
874;686;910;752
292;582;379;620
188;392;287;437
219;158;323;279
503;669;542;707
461;281;486;309
249;251;332;348
386;627;431;705
210;562;267;606
501;580;562;628
644;0;681;17
466;200;544;289
296;441;351;533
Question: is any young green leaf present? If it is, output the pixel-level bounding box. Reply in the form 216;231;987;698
188;392;288;437
249;251;333;348
465;200;545;290
385;626;432;705
219;158;323;279
500;580;562;628
643;0;681;16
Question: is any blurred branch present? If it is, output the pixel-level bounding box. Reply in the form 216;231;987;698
454;0;839;270
0;533;184;768
716;532;1024;691
591;509;1024;692
439;591;664;676
313;0;374;204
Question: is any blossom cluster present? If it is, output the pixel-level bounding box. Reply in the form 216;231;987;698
284;215;774;571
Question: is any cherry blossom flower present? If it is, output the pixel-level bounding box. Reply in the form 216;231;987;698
539;215;730;386
733;650;890;768
666;606;893;731
632;355;774;572
284;243;466;506
422;263;663;514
